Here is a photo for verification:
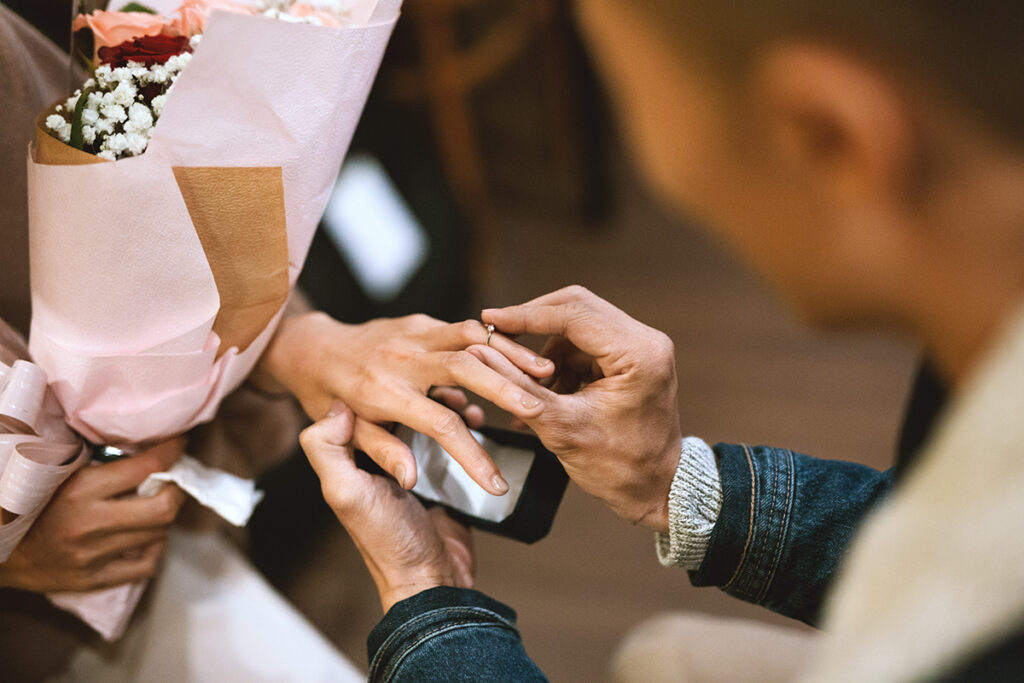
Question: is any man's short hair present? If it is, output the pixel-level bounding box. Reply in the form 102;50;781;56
627;1;1024;144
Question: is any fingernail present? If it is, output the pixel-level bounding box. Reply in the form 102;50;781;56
492;473;509;495
395;464;408;488
519;395;541;409
481;308;497;318
535;356;552;367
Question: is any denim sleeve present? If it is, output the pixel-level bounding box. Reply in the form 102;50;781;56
367;586;548;682
689;443;894;626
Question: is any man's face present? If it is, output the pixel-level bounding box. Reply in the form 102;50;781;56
576;0;886;327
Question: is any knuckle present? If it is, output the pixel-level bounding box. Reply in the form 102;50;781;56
320;482;353;514
652;331;675;359
565;284;591;300
567;301;594;322
134;454;165;480
70;547;94;569
60;476;86;502
152;493;180;525
497;378;520;404
431;410;462;438
64;517;95;542
375;442;406;466
405;313;434;328
299;425;319;452
443;350;471;374
142;554;161;576
457;319;482;339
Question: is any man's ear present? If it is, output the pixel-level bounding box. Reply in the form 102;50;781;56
751;43;919;208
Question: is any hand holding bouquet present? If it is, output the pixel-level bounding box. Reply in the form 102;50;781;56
20;0;400;639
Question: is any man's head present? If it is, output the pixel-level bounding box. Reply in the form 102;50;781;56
577;1;1024;367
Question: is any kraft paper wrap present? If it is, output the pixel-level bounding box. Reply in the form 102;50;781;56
172;166;289;357
23;0;401;640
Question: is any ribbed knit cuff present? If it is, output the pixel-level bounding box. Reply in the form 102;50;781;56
655;437;723;569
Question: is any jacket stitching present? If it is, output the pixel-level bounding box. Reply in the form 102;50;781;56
757;448;795;604
750;445;781;603
724;443;757;591
370;607;516;680
378;620;519;682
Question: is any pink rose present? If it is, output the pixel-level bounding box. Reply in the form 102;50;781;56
172;0;255;36
72;10;173;56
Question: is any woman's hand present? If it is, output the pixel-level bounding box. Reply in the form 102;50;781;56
301;412;474;612
258;312;554;496
0;439;186;593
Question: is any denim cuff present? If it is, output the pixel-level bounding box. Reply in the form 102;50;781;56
368;586;521;680
689;443;893;625
688;442;793;605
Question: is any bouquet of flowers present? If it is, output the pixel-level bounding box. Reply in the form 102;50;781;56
21;0;400;639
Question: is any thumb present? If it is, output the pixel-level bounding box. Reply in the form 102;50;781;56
300;410;356;485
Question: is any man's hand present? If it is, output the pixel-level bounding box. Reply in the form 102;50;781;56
479;286;682;533
258;311;555;496
300;412;474;612
0;439;186;593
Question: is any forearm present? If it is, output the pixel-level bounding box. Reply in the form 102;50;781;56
368;587;547;682
662;440;893;626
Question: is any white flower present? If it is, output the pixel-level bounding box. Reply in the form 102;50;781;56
82;125;97;145
101;103;127;123
86;91;104;110
83;78;96;89
94;117;115;135
111;66;134;83
81;108;99;126
124;102;154;134
111;80;137;106
105;133;129;154
125;132;149;155
150;93;169;116
94;65;113;87
189;34;202;50
44;114;71;142
97;150;116;161
164;53;192;72
146;62;169;83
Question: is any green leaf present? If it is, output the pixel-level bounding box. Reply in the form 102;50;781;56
69;89;91;151
119;2;158;13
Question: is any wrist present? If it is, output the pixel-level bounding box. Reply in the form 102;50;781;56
636;434;682;534
257;311;337;396
378;572;466;612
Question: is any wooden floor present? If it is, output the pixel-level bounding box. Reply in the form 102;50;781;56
279;151;918;681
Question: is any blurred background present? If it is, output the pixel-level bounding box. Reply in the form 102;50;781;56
7;1;919;679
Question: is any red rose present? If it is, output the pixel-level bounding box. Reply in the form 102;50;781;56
97;34;191;67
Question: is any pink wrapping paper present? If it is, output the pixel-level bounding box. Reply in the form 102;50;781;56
0;320;89;564
22;0;401;639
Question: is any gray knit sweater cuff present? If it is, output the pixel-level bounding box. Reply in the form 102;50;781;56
655;437;723;570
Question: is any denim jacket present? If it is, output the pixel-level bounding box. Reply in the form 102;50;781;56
366;444;893;682
367;586;547;682
367;364;1018;681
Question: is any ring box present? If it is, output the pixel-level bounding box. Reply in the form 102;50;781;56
355;425;568;544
